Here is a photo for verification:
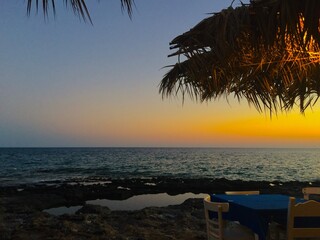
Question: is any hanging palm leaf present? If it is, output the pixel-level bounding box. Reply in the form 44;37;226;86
160;0;320;113
26;0;135;23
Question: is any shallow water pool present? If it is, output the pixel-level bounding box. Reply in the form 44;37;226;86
43;192;207;216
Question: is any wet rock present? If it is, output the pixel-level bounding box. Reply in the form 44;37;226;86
76;204;111;215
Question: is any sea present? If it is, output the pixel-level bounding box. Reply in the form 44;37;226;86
1;147;320;187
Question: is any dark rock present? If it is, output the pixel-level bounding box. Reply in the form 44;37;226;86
1;177;315;239
76;204;111;215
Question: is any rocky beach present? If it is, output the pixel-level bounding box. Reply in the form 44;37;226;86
1;177;317;239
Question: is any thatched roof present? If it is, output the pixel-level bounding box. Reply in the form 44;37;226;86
160;0;320;113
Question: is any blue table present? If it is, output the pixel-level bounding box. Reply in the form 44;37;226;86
210;194;304;240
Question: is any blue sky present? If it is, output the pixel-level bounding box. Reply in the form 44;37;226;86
1;0;319;148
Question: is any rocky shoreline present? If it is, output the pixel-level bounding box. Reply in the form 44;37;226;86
1;177;318;239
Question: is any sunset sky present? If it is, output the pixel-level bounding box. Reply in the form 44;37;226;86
1;0;320;148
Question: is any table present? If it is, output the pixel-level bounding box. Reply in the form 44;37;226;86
210;194;303;240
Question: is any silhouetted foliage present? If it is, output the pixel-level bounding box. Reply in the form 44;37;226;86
26;0;135;23
160;0;320;113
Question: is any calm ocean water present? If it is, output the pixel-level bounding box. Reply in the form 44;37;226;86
0;148;320;186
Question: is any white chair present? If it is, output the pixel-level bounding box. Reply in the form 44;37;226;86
225;191;260;195
203;196;255;240
302;187;320;200
287;197;320;240
224;191;265;240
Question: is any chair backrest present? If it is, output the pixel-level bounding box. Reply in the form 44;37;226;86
302;187;320;200
225;191;260;195
287;197;320;240
203;196;229;240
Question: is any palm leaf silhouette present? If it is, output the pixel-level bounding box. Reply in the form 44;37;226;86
26;0;135;23
160;0;320;113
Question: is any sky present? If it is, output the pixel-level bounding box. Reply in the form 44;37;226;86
0;0;320;148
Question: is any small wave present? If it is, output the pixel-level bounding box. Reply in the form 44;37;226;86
144;183;157;186
117;186;131;190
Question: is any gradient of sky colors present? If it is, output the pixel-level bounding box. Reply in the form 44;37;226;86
1;0;320;148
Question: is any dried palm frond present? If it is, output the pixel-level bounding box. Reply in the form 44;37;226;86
160;0;320;113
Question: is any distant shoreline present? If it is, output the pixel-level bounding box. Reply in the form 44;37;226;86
1;176;318;190
1;177;317;210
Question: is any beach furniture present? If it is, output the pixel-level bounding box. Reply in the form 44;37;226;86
203;196;255;240
286;197;320;240
224;190;260;236
210;194;305;240
302;187;320;200
225;191;260;195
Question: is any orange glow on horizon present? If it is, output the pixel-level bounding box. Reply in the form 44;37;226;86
38;93;320;147
213;109;320;142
